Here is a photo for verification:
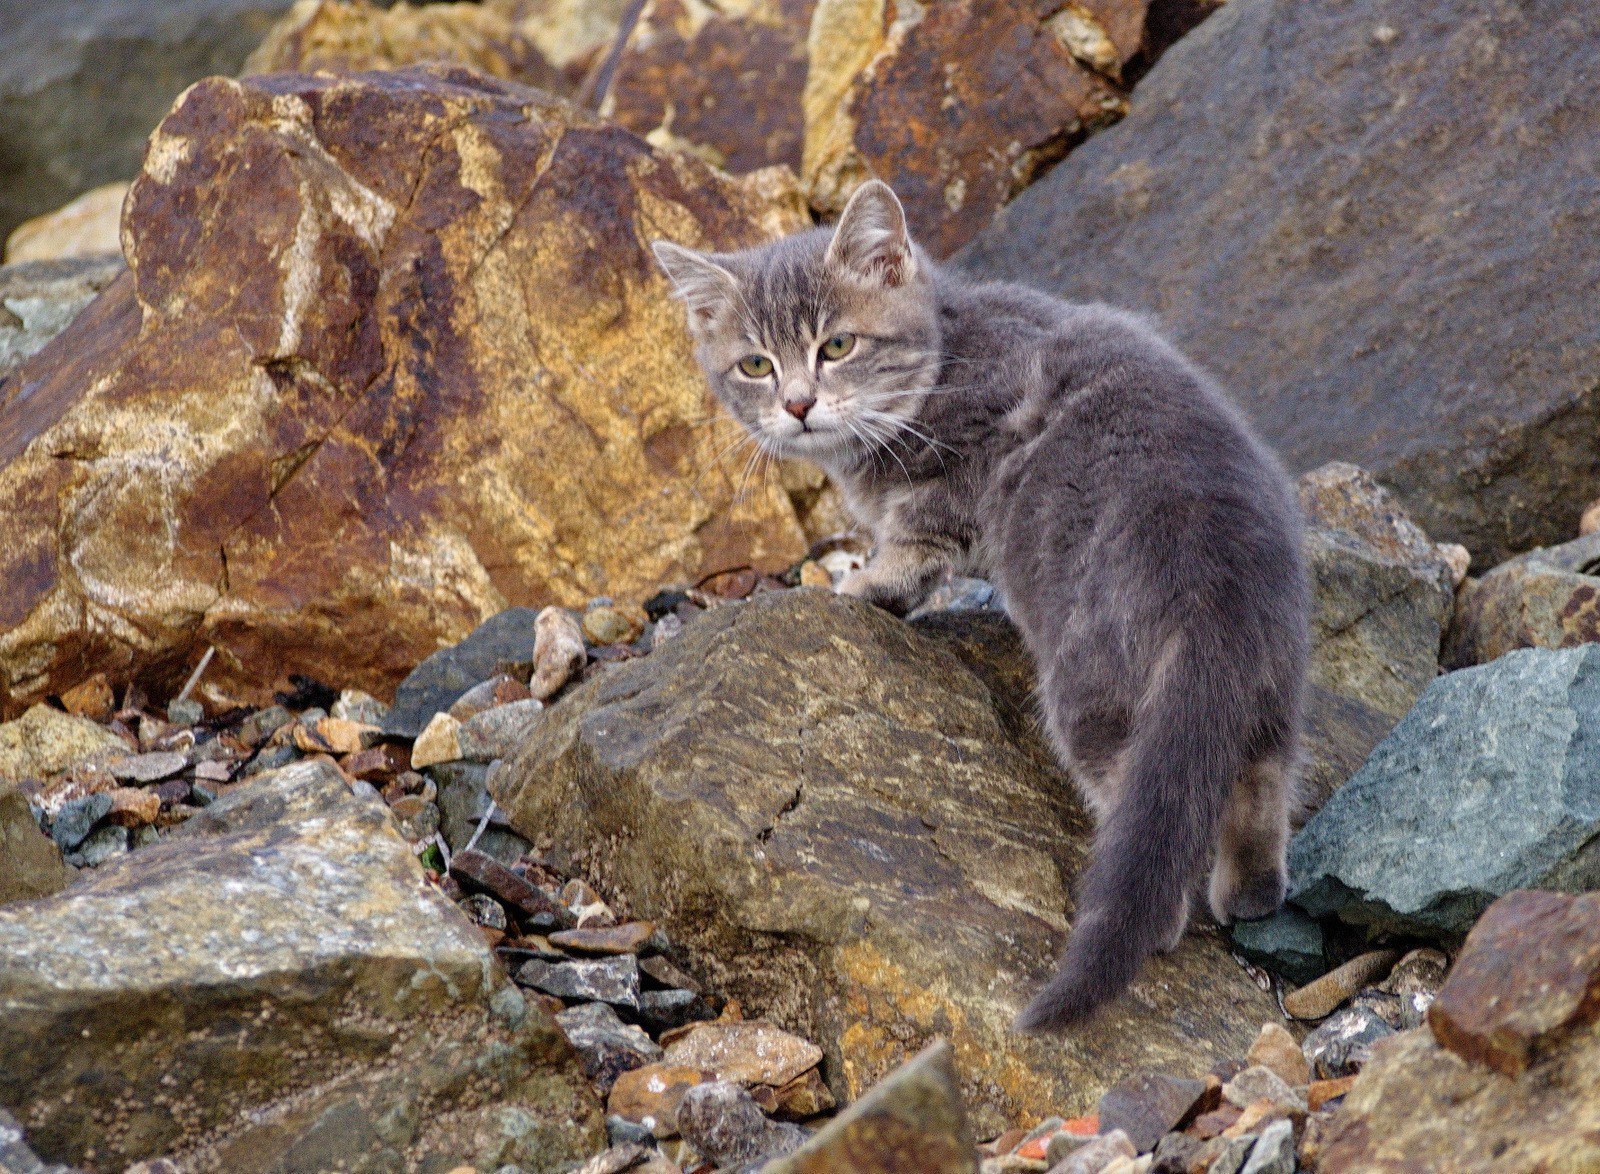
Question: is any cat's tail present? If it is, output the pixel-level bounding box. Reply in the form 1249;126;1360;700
1016;637;1243;1033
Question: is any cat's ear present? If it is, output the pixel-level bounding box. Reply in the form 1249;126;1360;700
652;240;740;327
826;180;916;287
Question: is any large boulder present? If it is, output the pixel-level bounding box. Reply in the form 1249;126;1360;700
1445;532;1600;669
492;590;1282;1136
0;67;809;718
960;0;1600;565
0;758;604;1171
1289;646;1600;941
1316;890;1600;1172
0;0;301;241
0;257;126;381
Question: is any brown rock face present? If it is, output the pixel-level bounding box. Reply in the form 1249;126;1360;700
603;0;818;174
1444;532;1600;670
0;67;808;717
1427;890;1600;1079
245;0;567;91
802;0;1134;256
492;591;1281;1135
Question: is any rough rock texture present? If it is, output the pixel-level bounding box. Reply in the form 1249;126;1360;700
1290;646;1600;939
0;704;127;782
763;1039;976;1174
960;0;1600;564
493;591;1281;1135
1445;532;1600;670
1299;463;1455;719
1319;1022;1600;1172
487;0;634;86
602;0;816;174
802;0;1131;256
0;759;603;1171
0;0;303;241
0;257;126;381
4;183;128;265
1427;890;1600;1079
0;777;70;905
0;67;809;718
244;0;565;92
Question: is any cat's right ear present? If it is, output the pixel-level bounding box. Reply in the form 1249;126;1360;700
652;241;739;328
826;180;916;288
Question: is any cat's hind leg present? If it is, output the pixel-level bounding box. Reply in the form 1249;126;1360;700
1208;754;1293;924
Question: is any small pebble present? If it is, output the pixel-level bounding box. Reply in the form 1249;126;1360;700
531;607;587;700
331;688;389;725
1244;1022;1310;1088
584;603;648;646
459;893;507;932
166;698;204;727
1221;1066;1306;1114
518;955;641;1009
675;1080;806;1166
1301;1004;1395;1079
108;751;188;784
1283;949;1400;1020
67;824;129;867
52;792;113;850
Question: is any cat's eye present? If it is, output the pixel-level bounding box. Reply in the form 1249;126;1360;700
737;354;774;378
820;333;856;361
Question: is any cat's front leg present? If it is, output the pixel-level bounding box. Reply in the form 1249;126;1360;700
837;540;949;617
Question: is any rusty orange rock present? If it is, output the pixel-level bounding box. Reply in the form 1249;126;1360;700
603;0;818;174
0;67;809;717
802;0;1136;256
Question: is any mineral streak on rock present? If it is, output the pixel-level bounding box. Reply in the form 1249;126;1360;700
0;66;809;718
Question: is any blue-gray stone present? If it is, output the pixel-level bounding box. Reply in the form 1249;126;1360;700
1289;646;1600;939
50;792;112;850
384;608;541;738
1230;908;1326;987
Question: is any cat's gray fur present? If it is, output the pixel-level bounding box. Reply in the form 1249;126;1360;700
653;181;1309;1031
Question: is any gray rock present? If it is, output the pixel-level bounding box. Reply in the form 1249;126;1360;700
1302;1005;1395;1080
518;955;641;1010
1221;1066;1305;1114
1229;907;1326;988
241;742;298;777
637;988;714;1035
492;592;1280;1134
961;0;1600;566
385;608;541;737
0;1106;78;1174
0;257;125;380
1098;1071;1210;1154
605;1115;657;1148
1239;1119;1294;1174
165;698;204;727
49;792;111;850
0;758;603;1169
1289;646;1600;938
675;1082;806;1171
554;1001;662;1094
0;1;311;240
236;705;292;748
63;823;127;867
457;699;544;762
108;750;187;783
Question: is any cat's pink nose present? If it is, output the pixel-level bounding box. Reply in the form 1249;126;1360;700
785;398;814;422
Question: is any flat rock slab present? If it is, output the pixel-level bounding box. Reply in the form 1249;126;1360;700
960;0;1600;564
0;65;807;718
0;758;602;1170
1290;646;1600;939
493;590;1280;1134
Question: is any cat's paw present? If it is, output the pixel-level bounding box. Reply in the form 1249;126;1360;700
837;571;915;617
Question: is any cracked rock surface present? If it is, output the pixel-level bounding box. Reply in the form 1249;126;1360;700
492;588;1279;1135
0;65;809;719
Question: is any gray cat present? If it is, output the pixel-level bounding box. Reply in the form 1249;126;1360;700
652;181;1309;1031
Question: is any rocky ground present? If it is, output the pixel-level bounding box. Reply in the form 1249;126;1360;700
3;0;1600;1171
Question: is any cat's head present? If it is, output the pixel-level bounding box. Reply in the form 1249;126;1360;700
652;180;940;464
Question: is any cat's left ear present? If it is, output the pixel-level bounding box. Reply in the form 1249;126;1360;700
826;180;917;288
652;240;740;327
